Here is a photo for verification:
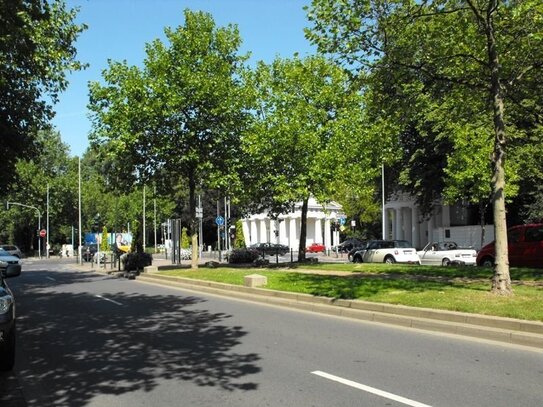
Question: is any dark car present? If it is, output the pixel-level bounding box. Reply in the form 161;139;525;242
82;244;98;262
349;241;372;262
334;238;364;253
249;242;289;256
0;251;21;371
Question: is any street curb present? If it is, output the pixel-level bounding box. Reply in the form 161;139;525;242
135;272;543;350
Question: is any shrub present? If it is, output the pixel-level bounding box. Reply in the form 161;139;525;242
228;248;260;264
122;252;152;271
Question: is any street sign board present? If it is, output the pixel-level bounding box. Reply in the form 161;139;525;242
215;216;225;226
39;229;46;238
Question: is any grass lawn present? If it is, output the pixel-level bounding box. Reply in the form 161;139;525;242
158;263;543;321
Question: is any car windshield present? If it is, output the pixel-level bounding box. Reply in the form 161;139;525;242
395;240;412;248
0;248;11;256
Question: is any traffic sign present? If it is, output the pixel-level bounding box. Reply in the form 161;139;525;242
339;217;346;226
215;216;225;226
39;229;46;238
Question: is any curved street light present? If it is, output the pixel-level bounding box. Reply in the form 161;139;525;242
6;201;42;258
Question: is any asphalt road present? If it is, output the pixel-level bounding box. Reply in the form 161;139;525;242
3;258;543;406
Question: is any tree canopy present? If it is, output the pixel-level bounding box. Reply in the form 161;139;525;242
305;0;543;294
0;0;86;194
88;9;251;268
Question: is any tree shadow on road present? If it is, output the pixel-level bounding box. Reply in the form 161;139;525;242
9;270;261;406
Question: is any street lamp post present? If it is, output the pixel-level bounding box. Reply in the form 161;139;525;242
6;201;42;258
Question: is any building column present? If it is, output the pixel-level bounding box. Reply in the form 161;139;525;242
324;218;331;249
315;218;323;243
402;207;411;243
383;206;389;240
260;219;268;242
411;206;420;248
427;214;435;243
270;220;278;243
242;220;251;247
289;218;297;250
278;219;287;245
250;220;258;245
395;208;403;240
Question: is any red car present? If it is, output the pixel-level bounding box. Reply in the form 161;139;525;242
306;243;325;253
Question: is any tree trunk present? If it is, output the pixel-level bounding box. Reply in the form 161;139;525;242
485;1;512;295
297;197;309;262
479;201;486;251
188;173;199;269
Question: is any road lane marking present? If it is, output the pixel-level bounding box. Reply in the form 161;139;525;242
95;295;123;306
311;371;432;407
46;277;56;281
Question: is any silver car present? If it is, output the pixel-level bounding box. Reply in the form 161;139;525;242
0;245;22;259
0;248;22;276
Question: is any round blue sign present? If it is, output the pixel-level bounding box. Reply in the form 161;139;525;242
215;216;225;226
339;217;346;226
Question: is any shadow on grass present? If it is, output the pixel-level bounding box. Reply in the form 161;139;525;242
274;272;492;300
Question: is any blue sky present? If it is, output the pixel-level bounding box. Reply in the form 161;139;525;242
52;0;315;157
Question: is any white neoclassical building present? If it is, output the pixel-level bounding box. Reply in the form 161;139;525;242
241;197;343;250
384;192;494;250
242;193;494;252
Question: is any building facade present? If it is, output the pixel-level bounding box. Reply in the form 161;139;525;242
384;192;494;250
243;193;494;251
241;197;343;250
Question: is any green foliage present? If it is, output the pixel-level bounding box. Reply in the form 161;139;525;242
306;0;543;291
181;227;190;249
0;0;86;194
89;9;251;267
234;219;245;249
130;220;144;254
305;0;543;211
100;226;110;252
240;55;373;254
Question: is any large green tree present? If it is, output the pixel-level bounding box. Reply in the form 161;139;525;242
0;0;86;194
241;55;373;260
306;0;543;295
88;10;250;268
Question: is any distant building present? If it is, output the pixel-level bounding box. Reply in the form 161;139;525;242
241;197;343;250
384;192;494;250
243;193;493;252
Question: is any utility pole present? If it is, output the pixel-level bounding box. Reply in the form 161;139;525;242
143;185;146;250
46;184;50;258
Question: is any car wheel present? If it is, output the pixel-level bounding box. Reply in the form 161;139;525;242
384;256;396;264
0;323;16;371
442;258;450;266
481;257;494;267
353;255;362;263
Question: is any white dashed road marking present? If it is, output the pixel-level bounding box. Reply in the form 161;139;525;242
311;371;432;407
95;295;123;306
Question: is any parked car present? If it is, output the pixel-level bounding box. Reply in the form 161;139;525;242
0;248;22;371
0;245;22;259
349;241;374;263
248;243;289;256
477;223;543;268
417;241;477;266
360;240;420;264
306;242;325;253
333;238;364;253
